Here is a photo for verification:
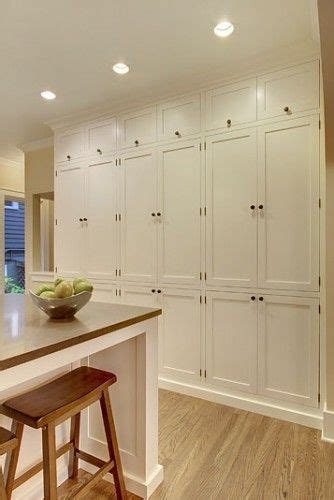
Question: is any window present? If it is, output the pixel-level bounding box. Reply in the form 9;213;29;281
5;200;19;210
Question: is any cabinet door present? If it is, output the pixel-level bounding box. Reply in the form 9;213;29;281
158;140;201;285
55;165;85;277
91;283;117;303
206;129;258;287
87;118;117;159
121;285;157;308
118;106;157;149
55;128;85;164
205;78;256;130
120;151;157;283
85;159;119;280
258;117;319;291
257;61;319;120
157;94;201;140
258;295;319;407
159;288;201;382
206;292;257;393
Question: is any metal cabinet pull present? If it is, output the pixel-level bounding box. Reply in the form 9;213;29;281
227;119;232;127
134;140;139;146
250;205;255;210
251;296;256;301
284;106;291;113
157;212;161;217
79;218;83;222
97;148;102;155
157;289;162;294
83;218;87;222
258;204;264;210
175;130;181;137
67;155;71;161
151;212;156;217
259;296;264;301
151;289;156;293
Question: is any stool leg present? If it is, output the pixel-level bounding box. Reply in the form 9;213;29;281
42;422;57;500
100;388;127;500
0;467;6;500
4;421;24;498
68;412;81;479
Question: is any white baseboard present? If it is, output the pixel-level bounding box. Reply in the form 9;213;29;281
159;377;323;430
81;461;164;499
322;404;334;442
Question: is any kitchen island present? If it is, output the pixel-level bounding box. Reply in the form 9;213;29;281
0;294;163;499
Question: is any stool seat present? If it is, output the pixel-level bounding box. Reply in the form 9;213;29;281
0;428;17;455
0;367;117;429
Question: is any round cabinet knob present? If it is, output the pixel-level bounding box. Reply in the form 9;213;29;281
151;289;156;293
83;218;87;222
134;140;139;146
79;218;83;222
227;119;232;127
258;204;264;210
259;296;264;301
151;212;156;217
157;289;162;294
284;106;290;113
251;296;256;301
157;212;161;217
175;130;181;137
250;205;255;210
97;148;102;155
67;155;71;161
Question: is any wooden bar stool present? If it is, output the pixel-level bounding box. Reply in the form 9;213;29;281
0;367;127;500
0;427;19;500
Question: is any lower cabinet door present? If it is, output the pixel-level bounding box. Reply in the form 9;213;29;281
206;291;258;393
258;295;319;407
121;285;157;308
159;288;201;383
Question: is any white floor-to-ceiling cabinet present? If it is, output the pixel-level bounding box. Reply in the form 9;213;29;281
52;59;322;427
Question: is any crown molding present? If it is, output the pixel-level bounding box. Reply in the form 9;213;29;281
0;157;24;168
46;50;320;132
20;136;54;153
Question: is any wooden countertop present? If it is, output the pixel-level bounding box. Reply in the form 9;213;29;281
0;294;161;371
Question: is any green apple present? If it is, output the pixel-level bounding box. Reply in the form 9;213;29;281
73;277;87;288
40;291;56;299
36;284;55;296
54;277;64;287
74;280;93;294
54;281;74;298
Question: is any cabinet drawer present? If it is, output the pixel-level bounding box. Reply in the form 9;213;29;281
257;61;319;120
87;117;117;159
55;128;85;164
118;106;157;149
157;94;201;140
205;78;256;130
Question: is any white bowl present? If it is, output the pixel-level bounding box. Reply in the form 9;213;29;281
29;290;92;319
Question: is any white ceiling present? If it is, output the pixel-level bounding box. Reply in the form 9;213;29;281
0;0;319;163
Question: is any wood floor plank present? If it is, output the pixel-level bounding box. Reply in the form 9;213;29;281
58;390;334;499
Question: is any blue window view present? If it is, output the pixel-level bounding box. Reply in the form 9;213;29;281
4;199;25;293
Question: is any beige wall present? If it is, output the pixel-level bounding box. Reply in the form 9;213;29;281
25;147;54;291
0;162;24;192
318;0;334;409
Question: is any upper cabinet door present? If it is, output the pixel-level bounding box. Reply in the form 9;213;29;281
120;150;157;283
257;61;319;120
85;159;119;281
205;78;256;130
206;129;258;288
206;291;258;393
158;140;201;285
87;118;117;159
258;295;319;407
258;116;319;291
157;94;201;140
118;106;157;149
55;128;85;164
55;164;85;277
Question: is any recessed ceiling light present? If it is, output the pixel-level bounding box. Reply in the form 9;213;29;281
113;63;130;75
214;21;234;38
41;90;56;100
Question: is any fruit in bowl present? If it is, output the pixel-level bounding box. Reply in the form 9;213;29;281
30;277;94;319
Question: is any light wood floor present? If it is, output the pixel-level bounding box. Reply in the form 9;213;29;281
58;389;334;499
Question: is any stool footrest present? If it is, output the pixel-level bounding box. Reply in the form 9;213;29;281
13;441;74;490
75;448;115;471
73;458;115;499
